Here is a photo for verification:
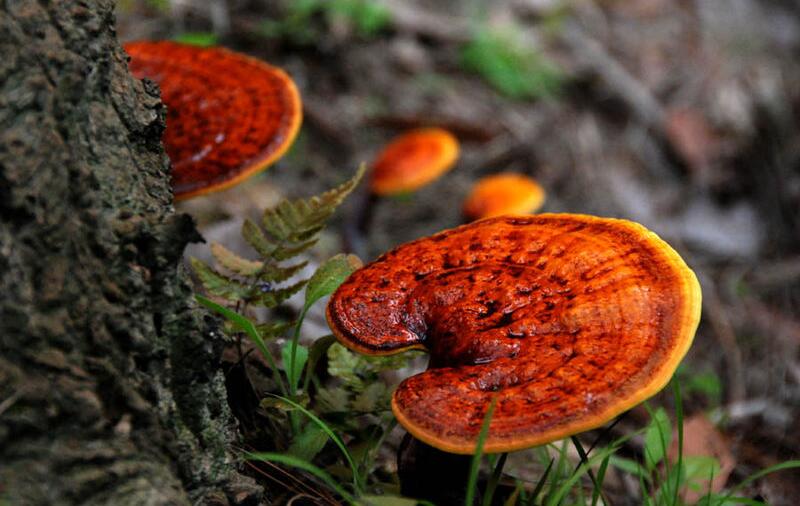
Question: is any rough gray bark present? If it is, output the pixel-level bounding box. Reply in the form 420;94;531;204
0;2;258;504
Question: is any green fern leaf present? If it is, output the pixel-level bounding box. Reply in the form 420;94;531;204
258;260;309;283
254;279;308;308
190;257;251;301
256;321;294;339
352;382;389;413
210;242;264;276
262;165;365;244
274;239;319;261
315;386;351;414
262;205;294;242
327;343;365;389
241;218;277;258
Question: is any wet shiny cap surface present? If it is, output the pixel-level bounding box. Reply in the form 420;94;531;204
125;41;302;199
326;214;701;453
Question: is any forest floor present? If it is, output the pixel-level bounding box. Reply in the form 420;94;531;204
118;1;800;504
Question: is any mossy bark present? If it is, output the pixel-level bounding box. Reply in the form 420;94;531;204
0;2;257;504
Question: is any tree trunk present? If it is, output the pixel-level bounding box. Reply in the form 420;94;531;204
0;2;257;504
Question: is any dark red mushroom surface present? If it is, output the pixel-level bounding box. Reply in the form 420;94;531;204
326;214;701;453
125;41;302;199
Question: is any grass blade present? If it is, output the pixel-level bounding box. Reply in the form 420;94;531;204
545;432;637;506
715;460;800;505
246;451;355;504
528;457;555;506
466;395;499;506
592;454;611;506
672;379;684;506
571;435;605;501
482;452;508;506
265;393;363;493
544;440;569;504
196;295;288;395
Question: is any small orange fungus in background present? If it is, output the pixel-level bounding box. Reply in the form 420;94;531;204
369;128;459;196
463;173;546;220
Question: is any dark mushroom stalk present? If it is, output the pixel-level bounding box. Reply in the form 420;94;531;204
328;214;702;503
125;41;302;199
344;128;459;258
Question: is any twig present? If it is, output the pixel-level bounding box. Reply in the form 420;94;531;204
378;0;472;43
700;274;746;403
558;21;666;131
0;390;22;417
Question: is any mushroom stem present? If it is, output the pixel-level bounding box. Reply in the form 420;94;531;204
397;433;479;505
343;188;377;259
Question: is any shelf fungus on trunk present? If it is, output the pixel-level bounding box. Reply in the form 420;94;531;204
463;173;546;221
125;41;302;199
327;214;702;454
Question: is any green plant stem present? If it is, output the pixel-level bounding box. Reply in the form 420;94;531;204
286;306;310;434
289;306;310;395
672;380;684;506
196;295;288;396
360;417;398;486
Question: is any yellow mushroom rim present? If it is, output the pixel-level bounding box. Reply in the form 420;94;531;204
125;41;303;200
369;128;460;196
326;214;702;454
463;173;546;220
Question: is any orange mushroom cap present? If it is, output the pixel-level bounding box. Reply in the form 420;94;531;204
369;128;459;196
463;173;546;220
326;214;701;454
125;41;302;200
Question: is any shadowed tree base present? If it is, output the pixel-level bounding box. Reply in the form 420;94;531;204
0;2;257;504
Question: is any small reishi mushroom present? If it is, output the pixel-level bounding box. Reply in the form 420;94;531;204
125;41;302;200
369;128;459;196
347;128;460;257
463;173;546;221
327;214;701;455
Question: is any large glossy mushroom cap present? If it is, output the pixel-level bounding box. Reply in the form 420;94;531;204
369;128;459;195
125;41;302;200
326;214;701;454
463;173;546;220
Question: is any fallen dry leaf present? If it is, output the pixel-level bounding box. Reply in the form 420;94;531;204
668;414;736;502
664;108;720;176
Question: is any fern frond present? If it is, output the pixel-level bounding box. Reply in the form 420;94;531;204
190;257;251;301
258;260;309;283
211;242;264;276
274;239;319;261
256;321;294;339
254;279;308;308
242;218;277;258
262;164;365;244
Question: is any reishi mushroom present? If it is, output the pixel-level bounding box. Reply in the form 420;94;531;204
327;214;701;454
125;41;302;200
369;128;460;196
463;173;546;221
347;128;460;257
